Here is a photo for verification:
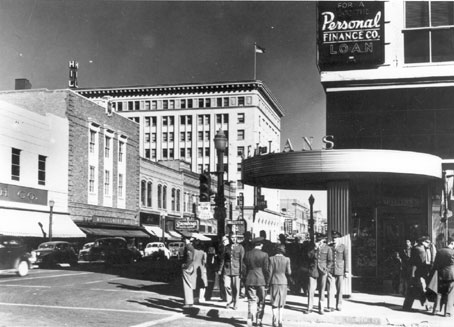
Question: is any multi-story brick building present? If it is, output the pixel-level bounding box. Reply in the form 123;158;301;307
0;87;147;249
77;80;285;240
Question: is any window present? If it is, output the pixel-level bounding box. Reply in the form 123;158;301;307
171;188;176;211
217;98;222;107
199;98;204;108
404;1;454;63
216;114;222;124
145;117;150;127
105;136;111;158
163;116;168;126
158;184;162;208
181;99;186;109
187;148;192;158
89;130;96;153
237;113;245;124
198;148;203;158
237;146;245;157
198;115;204;125
198;131;203;141
152;117;157;127
169;132;174;142
152;133;157;142
11;148;21;181
89;166;96;192
152;101;157;110
177;190;181;211
145;149;150;159
187;116;192;125
38;155;46;185
163;185;167;209
135;101;140;110
223;97;229;106
169;100;175;109
163;133;168;142
163;100;168;110
151;149;156;159
187;132;192;141
180;116;186;125
147;181;152;207
188;99;193;108
104;170;110;196
118;174;124;198
117;102;123;111
163;149;168;158
128;101;133;111
145;133;150;143
238;96;245;106
205;147;210;156
145;101;150;110
237;130;245;140
237;180;244;189
205;98;211;107
205;131;210;141
180;148;186;157
169;148;174;159
237;163;242;172
141;180;146;206
198;164;203;173
119;141;124;162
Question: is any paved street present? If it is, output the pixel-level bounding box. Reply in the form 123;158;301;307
1;262;453;327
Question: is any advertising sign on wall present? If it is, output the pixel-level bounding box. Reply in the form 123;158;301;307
317;1;385;69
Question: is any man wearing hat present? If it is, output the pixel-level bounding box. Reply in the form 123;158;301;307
243;237;270;327
327;231;349;311
403;235;433;311
305;233;333;315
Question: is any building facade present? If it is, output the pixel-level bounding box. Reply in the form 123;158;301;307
76;81;285;240
0;89;146;250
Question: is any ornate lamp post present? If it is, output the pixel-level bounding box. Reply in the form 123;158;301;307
48;200;55;241
214;129;227;240
308;195;315;243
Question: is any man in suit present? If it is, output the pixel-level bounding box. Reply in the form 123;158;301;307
431;237;454;317
218;233;245;309
181;236;196;309
243;237;270;327
305;233;333;315
327;231;349;312
402;235;433;311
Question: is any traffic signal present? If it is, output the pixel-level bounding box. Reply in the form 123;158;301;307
199;172;211;202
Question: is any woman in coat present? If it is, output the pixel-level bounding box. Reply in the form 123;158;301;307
268;244;292;327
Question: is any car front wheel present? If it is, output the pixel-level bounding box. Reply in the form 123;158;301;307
17;260;29;277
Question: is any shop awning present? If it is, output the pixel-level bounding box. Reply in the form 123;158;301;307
79;227;149;238
178;231;211;241
168;230;182;240
0;208;86;238
142;225;172;239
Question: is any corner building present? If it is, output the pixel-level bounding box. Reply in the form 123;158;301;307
320;1;453;287
77;81;284;240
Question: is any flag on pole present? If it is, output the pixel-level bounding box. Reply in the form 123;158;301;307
255;44;266;54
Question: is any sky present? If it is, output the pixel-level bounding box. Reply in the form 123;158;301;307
0;0;327;211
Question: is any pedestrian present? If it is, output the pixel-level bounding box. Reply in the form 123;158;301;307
243;236;270;327
240;231;255;297
385;250;402;295
268;244;291;327
429;237;454;317
400;239;413;296
402;235;433;312
193;239;208;303
305;233;333;315
218;235;228;301
327;231;349;312
181;236;196;309
205;245;219;301
218;233;245;309
260;230;275;257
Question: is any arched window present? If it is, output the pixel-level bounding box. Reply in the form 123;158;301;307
141;180;146;206
177;190;181;212
147;182;152;207
171;188;176;211
163;185;167;209
157;184;162;209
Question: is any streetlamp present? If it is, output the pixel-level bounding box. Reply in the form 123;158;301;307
48;200;55;241
308;195;315;243
214;129;227;240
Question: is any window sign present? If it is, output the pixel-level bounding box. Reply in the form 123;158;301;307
318;1;385;69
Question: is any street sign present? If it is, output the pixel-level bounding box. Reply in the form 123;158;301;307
198;202;214;220
175;218;199;232
226;219;246;235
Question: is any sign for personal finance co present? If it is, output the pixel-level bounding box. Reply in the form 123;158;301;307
317;1;385;69
175;218;199;232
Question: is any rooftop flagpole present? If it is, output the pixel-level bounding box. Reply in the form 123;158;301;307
254;43;265;80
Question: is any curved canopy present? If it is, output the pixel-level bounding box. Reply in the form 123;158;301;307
242;149;442;190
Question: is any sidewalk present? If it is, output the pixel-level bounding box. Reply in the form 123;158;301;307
182;292;453;327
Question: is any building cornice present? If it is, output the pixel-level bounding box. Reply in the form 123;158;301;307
75;80;284;118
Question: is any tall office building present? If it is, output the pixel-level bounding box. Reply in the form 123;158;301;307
77;80;285;240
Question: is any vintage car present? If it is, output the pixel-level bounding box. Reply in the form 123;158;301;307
90;237;142;265
77;242;95;261
32;241;78;268
144;242;171;259
0;237;32;277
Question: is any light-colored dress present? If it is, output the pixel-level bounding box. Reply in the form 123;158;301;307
269;254;291;307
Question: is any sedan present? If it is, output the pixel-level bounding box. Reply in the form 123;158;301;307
0;237;31;277
33;241;78;267
144;242;171;259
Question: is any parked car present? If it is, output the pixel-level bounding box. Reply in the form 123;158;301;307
90;237;141;265
78;242;95;261
144;242;171;259
32;241;78;268
168;241;185;259
0;237;32;277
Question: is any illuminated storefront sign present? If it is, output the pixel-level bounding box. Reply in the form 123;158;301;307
318;1;384;69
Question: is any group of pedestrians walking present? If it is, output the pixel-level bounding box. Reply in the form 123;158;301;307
180;230;349;326
402;235;454;317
